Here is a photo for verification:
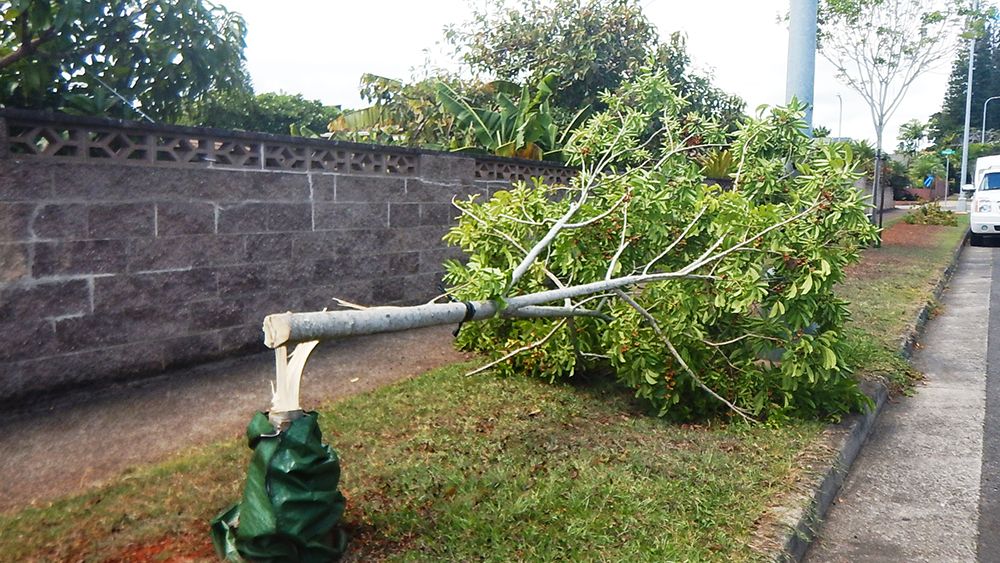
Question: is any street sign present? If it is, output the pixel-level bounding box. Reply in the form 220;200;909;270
924;175;934;187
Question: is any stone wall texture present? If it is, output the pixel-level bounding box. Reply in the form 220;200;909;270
0;109;573;402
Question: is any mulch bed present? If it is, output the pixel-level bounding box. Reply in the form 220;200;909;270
843;222;953;281
879;223;950;248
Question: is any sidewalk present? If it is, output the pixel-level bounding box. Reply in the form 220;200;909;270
805;246;990;561
0;325;467;513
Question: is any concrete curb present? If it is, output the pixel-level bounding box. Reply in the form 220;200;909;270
777;227;971;562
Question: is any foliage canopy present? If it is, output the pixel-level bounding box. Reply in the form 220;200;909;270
443;69;878;421
819;0;967;207
328;73;483;148
906;152;946;189
186;91;342;136
446;0;657;111
0;0;250;121
326;1;743;158
896;119;928;157
445;1;744;126
930;8;1000;146
435;74;586;161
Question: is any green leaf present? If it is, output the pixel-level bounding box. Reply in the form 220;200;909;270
822;347;837;370
800;274;813;295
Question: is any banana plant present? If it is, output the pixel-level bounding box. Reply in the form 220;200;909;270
327;74;461;148
436;74;584;161
327;104;399;144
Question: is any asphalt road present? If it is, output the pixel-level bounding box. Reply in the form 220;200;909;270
806;242;997;562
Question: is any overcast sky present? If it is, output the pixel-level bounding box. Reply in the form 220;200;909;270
220;0;961;149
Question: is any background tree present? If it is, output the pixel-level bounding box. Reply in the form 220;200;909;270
446;0;658;111
896;119;928;158
651;32;747;128
446;1;744;124
930;18;1000;146
907;152;946;189
819;0;966;226
186;91;342;135
435;74;586;161
327;72;492;148
848;138;876;177
847;138;899;198
0;0;249;122
886;158;911;200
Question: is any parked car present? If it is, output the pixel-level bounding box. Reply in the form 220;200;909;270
969;155;1000;246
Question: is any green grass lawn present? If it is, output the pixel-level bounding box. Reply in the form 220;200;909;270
0;363;821;562
0;214;970;562
838;214;968;391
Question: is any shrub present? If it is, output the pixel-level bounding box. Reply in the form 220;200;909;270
903;202;957;226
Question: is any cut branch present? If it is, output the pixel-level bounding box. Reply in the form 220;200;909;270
263;269;720;348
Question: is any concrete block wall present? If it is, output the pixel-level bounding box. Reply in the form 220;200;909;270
0;110;573;402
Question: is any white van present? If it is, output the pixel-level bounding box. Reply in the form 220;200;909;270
969;154;1000;245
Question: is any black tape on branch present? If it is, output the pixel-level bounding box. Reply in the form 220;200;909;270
453;301;477;337
436;283;476;337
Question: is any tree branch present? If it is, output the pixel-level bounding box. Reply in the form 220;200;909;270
0;26;57;70
642;205;708;275
612;289;757;423
503;305;611;321
263;203;818;348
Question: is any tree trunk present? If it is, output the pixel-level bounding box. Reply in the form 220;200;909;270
873;128;885;237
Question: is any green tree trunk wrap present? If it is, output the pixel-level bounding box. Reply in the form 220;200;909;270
211;412;347;561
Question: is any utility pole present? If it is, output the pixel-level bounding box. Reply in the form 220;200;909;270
959;0;979;212
786;0;818;133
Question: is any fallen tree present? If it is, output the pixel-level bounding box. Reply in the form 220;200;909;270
265;67;878;423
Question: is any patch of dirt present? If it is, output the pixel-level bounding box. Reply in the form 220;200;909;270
101;521;396;563
102;532;216;563
844;222;952;281
843;253;910;281
339;520;415;563
880;222;950;248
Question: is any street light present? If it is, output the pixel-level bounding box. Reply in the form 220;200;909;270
959;0;979;212
982;96;1000;143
